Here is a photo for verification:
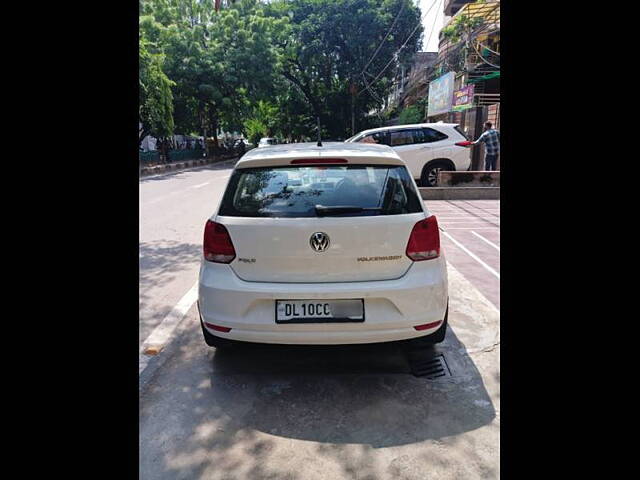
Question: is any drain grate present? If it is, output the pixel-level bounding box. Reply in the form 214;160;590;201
408;352;452;379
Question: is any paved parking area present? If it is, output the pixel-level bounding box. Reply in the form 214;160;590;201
425;200;500;311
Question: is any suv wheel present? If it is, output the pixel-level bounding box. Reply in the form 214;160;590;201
421;162;453;187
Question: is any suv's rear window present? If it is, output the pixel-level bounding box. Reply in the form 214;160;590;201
218;165;423;218
454;125;469;140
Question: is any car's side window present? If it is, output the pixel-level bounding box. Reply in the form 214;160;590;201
412;128;428;144
422;128;448;143
389;130;415;146
358;132;389;145
357;134;376;144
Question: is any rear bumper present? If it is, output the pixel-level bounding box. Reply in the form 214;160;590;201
198;257;448;345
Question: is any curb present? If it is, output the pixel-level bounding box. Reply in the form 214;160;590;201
419;187;500;200
139;156;238;177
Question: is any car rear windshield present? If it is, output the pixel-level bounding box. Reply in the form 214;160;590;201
218;165;424;218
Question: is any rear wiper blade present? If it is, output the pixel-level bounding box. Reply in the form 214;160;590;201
315;205;382;216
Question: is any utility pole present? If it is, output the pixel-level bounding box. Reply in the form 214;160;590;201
350;82;357;136
351;96;355;136
201;111;209;158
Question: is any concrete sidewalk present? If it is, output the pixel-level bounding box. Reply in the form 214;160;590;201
419;187;500;200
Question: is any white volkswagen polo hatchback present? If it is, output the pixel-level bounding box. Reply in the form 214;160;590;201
198;142;448;349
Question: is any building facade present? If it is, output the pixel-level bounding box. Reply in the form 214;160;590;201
427;0;500;169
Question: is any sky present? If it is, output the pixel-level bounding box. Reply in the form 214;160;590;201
418;0;445;52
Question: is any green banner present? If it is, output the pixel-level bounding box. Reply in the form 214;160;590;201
468;71;500;84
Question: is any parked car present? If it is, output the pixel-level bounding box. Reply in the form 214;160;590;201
198;142;448;350
258;137;278;147
345;123;472;186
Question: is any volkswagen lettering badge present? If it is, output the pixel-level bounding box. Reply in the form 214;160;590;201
310;232;330;252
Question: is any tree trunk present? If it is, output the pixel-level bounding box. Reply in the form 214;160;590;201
201;110;209;158
282;71;321;121
139;127;149;147
211;115;220;151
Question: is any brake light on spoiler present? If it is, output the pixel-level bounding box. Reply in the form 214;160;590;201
290;158;348;164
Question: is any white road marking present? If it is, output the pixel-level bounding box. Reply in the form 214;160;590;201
441;230;500;279
190;182;210;189
472;231;500;251
139;281;199;374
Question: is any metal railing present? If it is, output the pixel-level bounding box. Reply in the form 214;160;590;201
139;148;204;165
139;151;160;164
167;148;205;162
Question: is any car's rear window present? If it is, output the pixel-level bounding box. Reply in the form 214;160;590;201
218;165;424;218
454;125;469;140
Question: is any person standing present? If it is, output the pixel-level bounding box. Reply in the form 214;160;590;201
473;121;500;171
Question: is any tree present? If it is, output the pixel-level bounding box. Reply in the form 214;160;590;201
140;0;285;151
265;0;423;139
139;39;175;145
139;0;425;146
397;104;423;124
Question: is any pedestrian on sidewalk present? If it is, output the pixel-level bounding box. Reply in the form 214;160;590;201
472;121;500;171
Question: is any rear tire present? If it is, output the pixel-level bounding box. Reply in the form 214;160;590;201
405;304;448;350
200;318;236;349
421;161;453;187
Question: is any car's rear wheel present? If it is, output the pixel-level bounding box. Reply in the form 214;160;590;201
421;161;453;187
200;318;236;349
405;304;448;349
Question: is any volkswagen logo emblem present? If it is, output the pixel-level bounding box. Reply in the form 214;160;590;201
310;232;330;252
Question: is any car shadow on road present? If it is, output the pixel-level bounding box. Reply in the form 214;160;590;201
139;317;498;479
205;327;495;449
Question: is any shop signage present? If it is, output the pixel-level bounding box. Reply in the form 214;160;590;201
427;71;455;117
452;84;475;111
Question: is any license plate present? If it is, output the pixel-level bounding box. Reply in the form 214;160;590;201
275;299;364;323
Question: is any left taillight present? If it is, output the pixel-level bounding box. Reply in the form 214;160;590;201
203;220;236;263
455;140;473;147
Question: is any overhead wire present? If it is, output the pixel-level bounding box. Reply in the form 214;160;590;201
358;0;407;77
357;0;442;96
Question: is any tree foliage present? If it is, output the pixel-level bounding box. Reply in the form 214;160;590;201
397;104;423;124
139;38;175;144
265;0;423;139
140;0;284;146
139;0;425;144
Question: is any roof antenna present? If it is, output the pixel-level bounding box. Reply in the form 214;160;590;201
316;116;322;147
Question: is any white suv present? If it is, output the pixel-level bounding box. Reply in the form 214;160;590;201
198;142;448;349
346;123;471;187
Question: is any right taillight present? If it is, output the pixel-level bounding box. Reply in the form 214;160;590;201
203;220;236;263
406;216;440;261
